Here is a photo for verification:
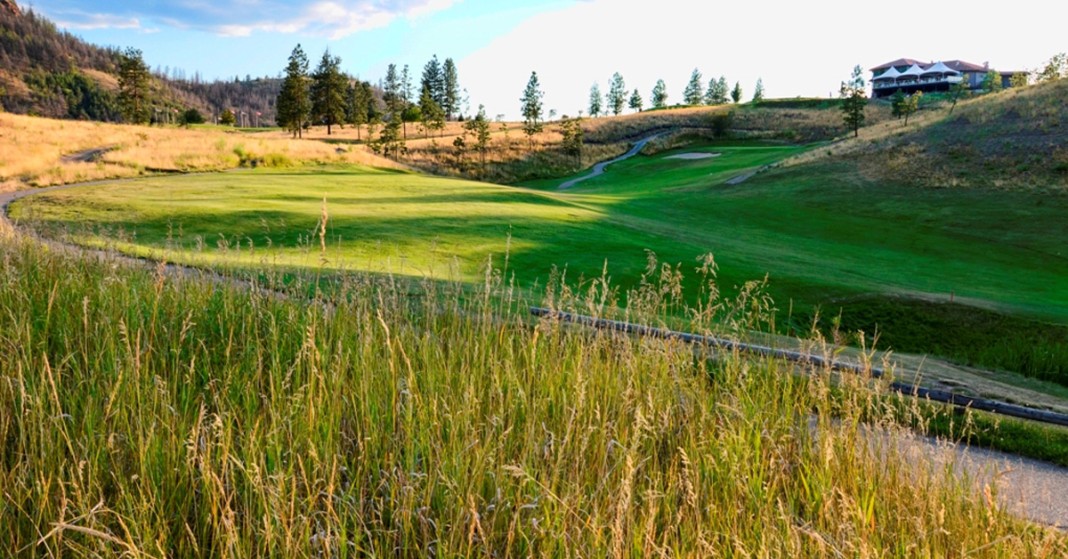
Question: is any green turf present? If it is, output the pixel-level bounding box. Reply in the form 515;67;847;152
11;143;1068;377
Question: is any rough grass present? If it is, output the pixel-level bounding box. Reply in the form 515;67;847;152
0;112;405;191
0;233;1064;557
850;79;1068;190
807;296;1068;386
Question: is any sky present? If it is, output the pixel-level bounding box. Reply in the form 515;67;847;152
22;0;1068;120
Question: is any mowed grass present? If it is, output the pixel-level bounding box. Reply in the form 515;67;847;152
1;234;1065;557
12;142;1068;377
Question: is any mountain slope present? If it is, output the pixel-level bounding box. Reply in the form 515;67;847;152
0;4;280;123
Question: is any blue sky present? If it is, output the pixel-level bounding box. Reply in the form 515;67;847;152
23;0;1068;120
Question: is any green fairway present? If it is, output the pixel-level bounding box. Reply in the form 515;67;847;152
12;142;1068;329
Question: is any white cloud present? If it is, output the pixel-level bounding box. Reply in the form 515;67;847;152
55;13;141;30
212;0;458;39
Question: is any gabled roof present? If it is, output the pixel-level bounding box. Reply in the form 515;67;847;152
871;58;926;72
943;60;987;72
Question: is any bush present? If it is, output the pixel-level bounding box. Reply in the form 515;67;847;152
180;108;205;125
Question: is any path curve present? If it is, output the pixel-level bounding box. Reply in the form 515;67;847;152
5;175;1068;530
558;133;662;190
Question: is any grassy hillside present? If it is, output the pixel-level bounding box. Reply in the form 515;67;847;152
850;79;1068;189
1;232;1063;556
0;112;403;190
390;101;892;185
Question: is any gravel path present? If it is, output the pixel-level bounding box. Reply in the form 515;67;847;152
6;175;1068;530
558;133;661;189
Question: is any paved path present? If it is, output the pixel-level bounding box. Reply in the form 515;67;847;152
558;133;661;190
6;175;1068;530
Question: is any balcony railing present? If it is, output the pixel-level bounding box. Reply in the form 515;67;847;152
872;75;964;89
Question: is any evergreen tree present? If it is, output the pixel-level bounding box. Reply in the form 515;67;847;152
383;63;403;116
443;58;460;120
117;47;151;124
683;68;704;105
651;79;668;109
628;88;643;112
276;44;310;138
219;108;236;126
421;55;444;107
418;84;445;138
345;81;370;140
588;83;602;117
730;81;743;104
704;78;717;105
559;115;584;165
401;64;413;106
889;89;907;119
310;50;346;135
464;104;492;176
519;71;546;147
752;78;764;102
607;72;626;116
713;76;729;104
839;65;867;137
520;71;544;147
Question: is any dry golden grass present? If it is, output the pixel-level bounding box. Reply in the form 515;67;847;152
0;112;405;192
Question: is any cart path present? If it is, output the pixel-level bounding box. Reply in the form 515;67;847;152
558;133;661;189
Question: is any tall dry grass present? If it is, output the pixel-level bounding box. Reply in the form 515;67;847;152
0;234;1063;557
0;113;405;191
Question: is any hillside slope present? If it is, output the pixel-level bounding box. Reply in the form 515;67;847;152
0;4;279;122
852;79;1068;189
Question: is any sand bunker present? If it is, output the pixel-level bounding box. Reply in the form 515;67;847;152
666;152;720;160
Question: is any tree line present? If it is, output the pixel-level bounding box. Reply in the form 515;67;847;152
586;69;765;117
275;44;468;156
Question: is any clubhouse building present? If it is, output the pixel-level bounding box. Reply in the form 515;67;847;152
870;58;1021;98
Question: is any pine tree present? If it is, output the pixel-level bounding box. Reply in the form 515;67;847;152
345;81;370;140
752;78;764;102
421;55;444;108
443;58;460;120
520;71;544;147
714;76;729;104
310;50;346;135
588;83;602;117
839;64;867;137
560;115;584;165
628;88;643;112
607;72;626;116
383;63;403;116
730;82;743;104
117;47;151;124
890;89;907;119
419;84;445;138
464;104;491;177
704;78;717;105
651;79;668;109
683;68;703;105
276;44;310;138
